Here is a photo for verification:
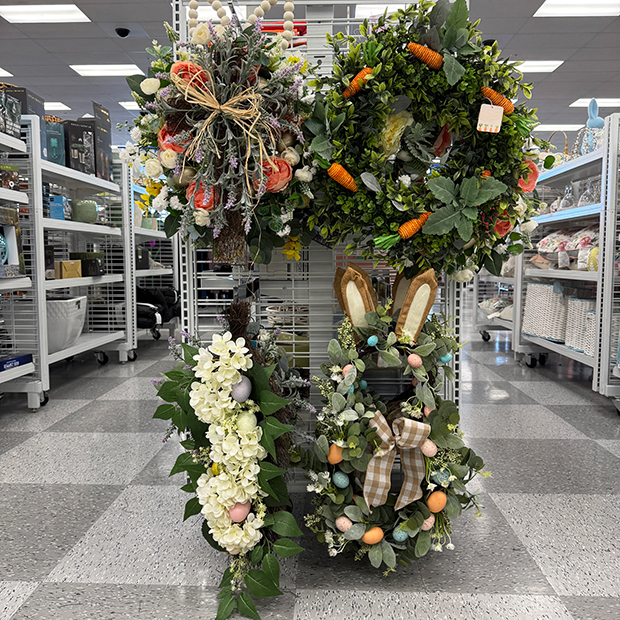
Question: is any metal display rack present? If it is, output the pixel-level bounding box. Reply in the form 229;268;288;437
472;273;515;342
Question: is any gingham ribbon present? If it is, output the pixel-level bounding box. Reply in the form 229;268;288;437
364;412;430;511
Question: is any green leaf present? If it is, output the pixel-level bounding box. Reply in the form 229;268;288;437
446;0;469;31
327;339;343;364
331;112;346;132
429;0;451;28
455;217;473;242
445;434;465;449
331;392;346;412
360;172;382;193
251;544;265;566
163;211;181;238
315;434;329;463
344;505;364;522
483;250;503;276
262;553;280;587
170;452;202;477
423;205;461;236
154;403;176;420
202;520;226;553
259;417;293;459
126;74;145;95
310;135;333;156
413;343;436;356
183;497;201;521
182;343;198;366
443;53;466;86
459;177;480;206
343;522;366;540
445;493;462;519
474;178;508;206
272;537;304;558
381;540;397;569
415;530;432;557
258;390;290;416
218;567;233;589
368;544;383;568
427;177;456;204
245;569;283;598
269;511;303;537
544;155;556;169
259;462;287;480
379;351;401;367
237;593;260;620
214;595;236;620
157;381;178;403
304;117;325;135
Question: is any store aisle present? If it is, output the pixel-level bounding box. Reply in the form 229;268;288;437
1;314;620;620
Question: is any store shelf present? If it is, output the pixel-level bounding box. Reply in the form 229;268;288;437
533;203;602;225
134;227;167;239
0;132;27;154
0;187;29;205
485;317;513;330
45;274;124;290
200;275;238;290
0;362;35;384
42;217;122;237
41;159;120;194
48;331;125;365
524;268;598;282
135;268;173;278
0;276;32;292
538;149;603;184
478;275;515;285
522;334;595;368
614;366;620;379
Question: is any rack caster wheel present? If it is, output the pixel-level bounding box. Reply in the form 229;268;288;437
127;350;138;362
96;352;109;365
152;328;161;341
480;330;491;342
538;354;548;366
525;355;538;369
41;392;49;407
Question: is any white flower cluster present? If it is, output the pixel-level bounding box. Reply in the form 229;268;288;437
306;469;331;494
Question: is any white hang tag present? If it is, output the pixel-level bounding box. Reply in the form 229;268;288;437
477;104;504;133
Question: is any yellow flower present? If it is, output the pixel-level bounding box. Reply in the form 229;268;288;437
140;193;149;201
287;55;308;73
282;236;301;261
381;111;413;157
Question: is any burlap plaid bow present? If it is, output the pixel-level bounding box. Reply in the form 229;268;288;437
363;412;431;511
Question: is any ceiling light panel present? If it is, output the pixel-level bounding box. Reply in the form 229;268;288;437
194;6;247;20
534;0;620;17
119;101;140;110
44;102;71;111
70;65;143;77
518;60;564;72
570;98;620;107
355;5;408;19
534;124;584;131
0;67;13;77
0;4;90;23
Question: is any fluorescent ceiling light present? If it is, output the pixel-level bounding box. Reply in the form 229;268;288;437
518;60;564;73
0;67;13;77
534;124;584;132
81;113;94;118
119;101;140;110
534;0;620;17
0;4;90;23
193;6;247;21
70;64;143;77
44;102;71;111
355;5;407;18
570;98;620;107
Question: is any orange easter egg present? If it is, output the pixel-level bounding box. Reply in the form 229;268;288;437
427;491;447;513
361;526;384;545
328;443;344;464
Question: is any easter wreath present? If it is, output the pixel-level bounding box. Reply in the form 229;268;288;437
304;0;543;277
155;302;311;619
293;265;487;570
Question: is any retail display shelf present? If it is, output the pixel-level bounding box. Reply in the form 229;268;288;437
614;366;620;379
0;132;27;153
0;277;32;292
45;274;124;290
478;275;514;285
134;227;167;239
533;203;602;225
200;275;238;290
0;187;29;205
522;334;595;368
41;159;120;194
135;268;173;278
48;331;125;365
0;362;35;384
524;268;598;282
538;149;603;184
485;317;513;330
42;218;122;236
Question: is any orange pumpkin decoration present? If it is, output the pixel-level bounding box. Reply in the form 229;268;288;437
328;443;344;464
361;526;384;545
427;490;447;513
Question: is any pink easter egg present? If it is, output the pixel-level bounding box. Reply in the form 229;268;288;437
408;353;423;368
342;364;353;376
421;514;435;531
421;439;438;458
229;501;251;523
423;406;434;417
335;516;353;532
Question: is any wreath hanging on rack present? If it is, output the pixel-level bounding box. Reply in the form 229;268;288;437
303;0;543;277
293;265;487;570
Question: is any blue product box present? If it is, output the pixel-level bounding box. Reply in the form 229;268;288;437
0;353;33;372
49;195;65;220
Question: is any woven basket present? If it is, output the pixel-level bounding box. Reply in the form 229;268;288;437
584;311;597;357
611;314;620;364
565;297;596;352
522;282;567;342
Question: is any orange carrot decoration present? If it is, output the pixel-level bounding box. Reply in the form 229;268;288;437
407;42;444;70
343;67;373;98
482;170;491;178
480;87;514;115
328;163;357;192
374;212;431;250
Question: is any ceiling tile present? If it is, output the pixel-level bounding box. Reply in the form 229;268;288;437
517;17;613;34
508;33;597;51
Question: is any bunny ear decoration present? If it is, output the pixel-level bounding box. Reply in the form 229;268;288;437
339;264;378;328
587;98;605;129
390;272;412;316
395;269;438;342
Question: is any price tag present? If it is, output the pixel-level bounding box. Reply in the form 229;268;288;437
477;104;504;133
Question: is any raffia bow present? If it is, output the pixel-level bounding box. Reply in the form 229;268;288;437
364;411;430;511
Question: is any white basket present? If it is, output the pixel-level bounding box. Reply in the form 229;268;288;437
584;311;597;357
522;282;567;343
565;298;596;352
47;296;87;354
611;314;620;365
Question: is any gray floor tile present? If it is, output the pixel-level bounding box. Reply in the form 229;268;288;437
0;400;90;432
0;432;34;456
459;404;588;439
459;381;536;405
464;350;516;367
82;359;160;379
507;381;595;406
0;433;163;485
546;405;620;440
294;591;573;620
560;596;620;620
459;362;504;383
0;581;39;620
97;377;161;401
45;400;167;434
129;438;183;486
136;360;181;378
466;438;620;494
485;362;558;382
10;583;295;620
596;439;620;458
48;378;125;400
46;485;229;586
492;493;620;597
0;484;122;581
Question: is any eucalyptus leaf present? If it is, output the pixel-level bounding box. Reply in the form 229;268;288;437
381;540;397;569
304;117;325;136
343;522;366;540
413;343;436;356
331;392;347;412
341;408;359;422
368;544;383;568
443;53;466;86
391;95;412;114
344;505;364;522
315;434;329;463
328;339;343;364
361;172;383;193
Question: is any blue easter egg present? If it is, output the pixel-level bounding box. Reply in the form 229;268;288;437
393;528;408;543
440;353;453;364
367;335;378;347
431;468;451;486
359;380;368;390
333;472;350;488
347;386;354;394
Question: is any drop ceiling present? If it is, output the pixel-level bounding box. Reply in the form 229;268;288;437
0;0;618;148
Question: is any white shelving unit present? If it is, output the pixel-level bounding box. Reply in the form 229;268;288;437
472;273;515;342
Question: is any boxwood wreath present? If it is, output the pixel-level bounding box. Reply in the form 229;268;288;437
303;0;544;277
154;302;311;620
293;265;487;570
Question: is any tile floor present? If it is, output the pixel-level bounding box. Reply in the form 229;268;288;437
1;299;620;619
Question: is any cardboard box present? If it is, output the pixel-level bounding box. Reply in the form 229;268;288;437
0;162;19;190
135;247;150;270
0;206;25;277
45;117;65;166
63;120;95;175
0;92;22;139
90;103;112;182
54;260;82;280
1;86;46;157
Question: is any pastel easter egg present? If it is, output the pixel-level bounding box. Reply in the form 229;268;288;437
231;376;252;402
427;491;447;514
361;526;384;545
421;514;435;531
393;528;408;543
333;471;350;489
440;353;453;364
237;410;257;433
328;443;344;464
421;439;438;458
229;500;251;523
367;335;378;347
423;406;433;417
347;386;354;394
342;364;353;376
359;380;368;390
407;353;423;368
431;468;451;486
335;516;353;532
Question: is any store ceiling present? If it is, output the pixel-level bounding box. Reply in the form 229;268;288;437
0;0;618;148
